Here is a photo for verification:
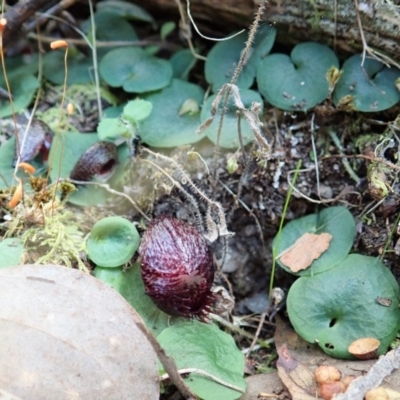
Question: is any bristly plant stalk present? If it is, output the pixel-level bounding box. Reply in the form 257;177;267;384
212;1;267;181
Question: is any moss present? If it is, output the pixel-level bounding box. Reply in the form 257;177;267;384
21;209;89;272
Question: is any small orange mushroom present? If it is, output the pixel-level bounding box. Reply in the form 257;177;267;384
50;40;68;50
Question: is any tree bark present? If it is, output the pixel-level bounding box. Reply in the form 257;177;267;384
134;0;400;62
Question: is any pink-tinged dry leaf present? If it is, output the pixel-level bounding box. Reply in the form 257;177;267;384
276;345;318;400
0;264;159;399
279;232;333;272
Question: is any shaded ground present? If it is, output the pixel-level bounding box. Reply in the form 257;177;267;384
2;3;400;398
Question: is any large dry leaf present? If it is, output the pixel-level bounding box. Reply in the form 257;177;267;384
276;345;318;400
0;264;159;399
279;232;332;272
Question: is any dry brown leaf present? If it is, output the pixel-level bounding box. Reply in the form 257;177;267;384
0;264;159;399
348;338;380;360
274;317;400;400
276;344;318;400
279;232;333;272
239;373;284;400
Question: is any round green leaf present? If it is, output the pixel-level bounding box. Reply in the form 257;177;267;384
0;73;39;117
287;254;400;359
205;25;276;92
273;206;355;276
81;10;139;59
97;118;130;141
99;47;173;93
200;89;263;149
332;54;400;112
157;320;246;400
43;51;93;85
94;263;170;336
257;42;339;111
49;132;99;180
123;99;153;123
103;105;124;119
83;10;139;42
140;79;205;147
87;216;140;267
0;238;23;268
170;49;197;81
4;54;39;76
96;1;156;26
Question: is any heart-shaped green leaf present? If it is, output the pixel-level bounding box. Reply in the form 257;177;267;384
96;1;155;25
287;254;400;359
257;42;339;111
200;89;263;149
205;25;276;92
5;54;39;76
94;263;170;336
99;47;173;93
0;56;39;117
0;72;39;117
0;238;23;268
81;10;140;59
87;216;140;267
97;118;130;141
157;320;247;400
332;54;400;111
123;99;153;123
170;49;197;81
273;206;355;276
140;79;205;147
85;10;139;41
43;51;94;85
49;133;129;206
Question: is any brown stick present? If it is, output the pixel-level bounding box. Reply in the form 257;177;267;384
2;0;60;50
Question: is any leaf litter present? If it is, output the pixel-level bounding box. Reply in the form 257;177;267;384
279;232;333;273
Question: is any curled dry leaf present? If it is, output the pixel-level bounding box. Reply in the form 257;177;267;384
348;338;380;360
279;232;333;273
0;264;159;399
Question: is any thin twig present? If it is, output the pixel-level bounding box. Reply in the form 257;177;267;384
286;167;360;205
210;313;273;348
174;0;206;60
28;33;179;50
160;367;246;394
310;114;321;199
88;0;102;120
186;0;245;42
326;128;361;184
65;179;150;221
